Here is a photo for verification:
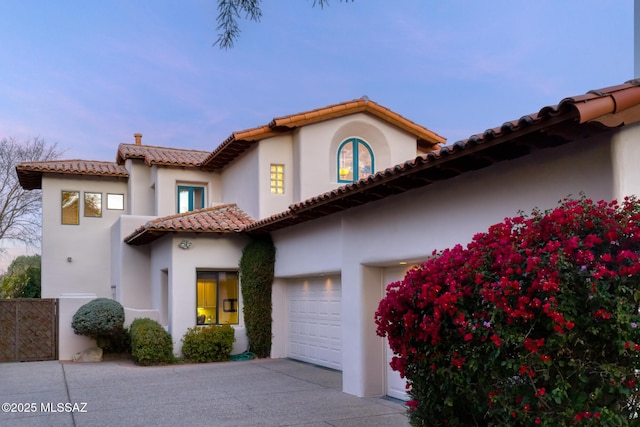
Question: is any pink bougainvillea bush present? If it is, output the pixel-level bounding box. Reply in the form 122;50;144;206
375;197;640;426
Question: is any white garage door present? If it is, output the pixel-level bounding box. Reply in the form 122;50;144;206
384;266;410;400
287;276;342;370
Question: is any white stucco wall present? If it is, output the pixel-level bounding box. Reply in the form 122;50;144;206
272;133;614;397
221;146;260;219
111;215;154;308
611;122;640;200
153;166;221;217
294;113;419;201
41;176;127;299
258;134;294;218
272;215;343;278
125;159;154;216
57;295;97;360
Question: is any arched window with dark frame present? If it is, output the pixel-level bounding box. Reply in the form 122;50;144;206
337;137;374;183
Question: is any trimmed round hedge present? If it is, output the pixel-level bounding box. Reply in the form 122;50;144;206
71;298;125;338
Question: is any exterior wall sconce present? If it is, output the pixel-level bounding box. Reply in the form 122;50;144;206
178;240;192;250
67;257;72;263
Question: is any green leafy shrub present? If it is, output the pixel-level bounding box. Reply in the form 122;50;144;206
103;328;131;354
71;298;125;349
376;197;640;426
239;237;275;358
181;325;235;363
130;318;174;366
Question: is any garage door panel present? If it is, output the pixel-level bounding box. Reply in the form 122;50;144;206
287;276;341;370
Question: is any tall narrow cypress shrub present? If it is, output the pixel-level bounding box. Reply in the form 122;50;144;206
239;236;275;358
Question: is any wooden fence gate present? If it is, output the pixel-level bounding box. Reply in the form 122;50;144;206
0;299;58;362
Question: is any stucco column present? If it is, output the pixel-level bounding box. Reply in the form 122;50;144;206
341;262;385;397
271;278;288;359
611;122;640;200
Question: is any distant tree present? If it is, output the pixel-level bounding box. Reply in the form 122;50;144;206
214;0;354;49
2;137;63;246
0;254;41;298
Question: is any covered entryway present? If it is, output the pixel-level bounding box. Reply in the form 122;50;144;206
287;275;341;370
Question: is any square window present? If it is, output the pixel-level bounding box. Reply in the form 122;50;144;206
270;164;284;194
61;191;79;225
84;192;102;217
177;185;205;213
107;193;124;210
196;271;239;325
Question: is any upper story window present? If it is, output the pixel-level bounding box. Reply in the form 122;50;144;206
270;164;284;194
107;193;124;210
337;138;374;183
61;191;80;225
178;185;204;213
84;192;102;217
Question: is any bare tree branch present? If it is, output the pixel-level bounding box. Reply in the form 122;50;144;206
214;0;354;49
1;137;63;246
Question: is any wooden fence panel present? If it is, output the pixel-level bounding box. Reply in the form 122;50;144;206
0;299;58;362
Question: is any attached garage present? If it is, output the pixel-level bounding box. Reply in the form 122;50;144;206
287;275;342;370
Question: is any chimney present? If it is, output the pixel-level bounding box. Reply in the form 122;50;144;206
134;133;142;145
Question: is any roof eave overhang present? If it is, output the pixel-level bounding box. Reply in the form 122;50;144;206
245;107;627;234
16;168;129;191
16;169;43;190
201;102;444;171
125;228;241;246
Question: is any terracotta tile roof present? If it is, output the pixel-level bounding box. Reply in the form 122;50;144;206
125;203;254;245
116;143;211;166
245;79;640;234
201;97;446;170
16;160;129;190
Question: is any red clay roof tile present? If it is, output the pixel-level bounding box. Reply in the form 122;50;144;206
201;97;446;170
16;160;129;190
124;203;254;245
116;143;210;166
244;79;640;234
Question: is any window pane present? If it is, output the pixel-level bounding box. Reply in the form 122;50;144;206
270;164;284;194
84;192;102;217
218;272;239;324
339;141;354;181
178;188;190;213
358;142;373;178
178;186;205;213
107;193;124;210
62;191;79;225
197;272;217;325
193;188;204;210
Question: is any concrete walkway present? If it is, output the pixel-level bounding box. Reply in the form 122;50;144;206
0;358;409;426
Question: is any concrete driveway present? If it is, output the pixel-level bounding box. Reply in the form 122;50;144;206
0;358;409;427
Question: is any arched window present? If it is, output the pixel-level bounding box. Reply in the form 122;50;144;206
337;138;374;183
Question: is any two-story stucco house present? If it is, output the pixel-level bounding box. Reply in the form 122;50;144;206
16;80;640;399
